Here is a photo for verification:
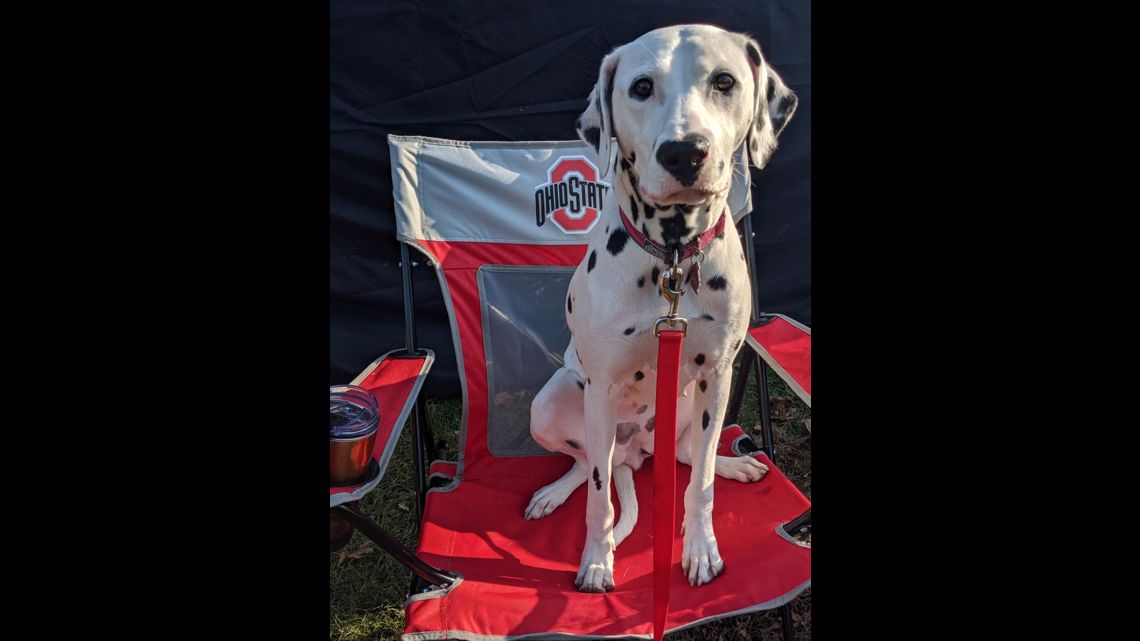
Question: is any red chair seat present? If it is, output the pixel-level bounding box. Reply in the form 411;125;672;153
404;426;810;639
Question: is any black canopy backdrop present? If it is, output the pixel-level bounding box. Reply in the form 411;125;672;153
331;1;810;395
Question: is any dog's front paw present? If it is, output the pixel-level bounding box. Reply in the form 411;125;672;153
716;455;769;483
524;482;571;520
574;540;615;592
681;522;724;587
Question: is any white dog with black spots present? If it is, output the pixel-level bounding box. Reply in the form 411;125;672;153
528;24;798;593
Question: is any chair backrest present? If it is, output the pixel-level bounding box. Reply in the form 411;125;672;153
389;135;753;478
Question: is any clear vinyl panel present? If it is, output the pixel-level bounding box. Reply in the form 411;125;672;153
478;265;576;457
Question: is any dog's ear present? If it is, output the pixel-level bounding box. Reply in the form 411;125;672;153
743;37;799;169
576;49;621;178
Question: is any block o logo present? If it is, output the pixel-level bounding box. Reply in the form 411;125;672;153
534;156;610;234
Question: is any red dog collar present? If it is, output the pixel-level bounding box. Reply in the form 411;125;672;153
620;206;727;263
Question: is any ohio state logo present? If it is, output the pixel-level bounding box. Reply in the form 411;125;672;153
534;156;609;234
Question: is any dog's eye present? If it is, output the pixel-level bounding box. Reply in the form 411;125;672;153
714;73;735;92
630;78;653;100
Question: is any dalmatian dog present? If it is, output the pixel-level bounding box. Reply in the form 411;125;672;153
528;24;798;593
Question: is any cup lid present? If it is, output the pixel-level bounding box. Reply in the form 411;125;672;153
330;384;379;439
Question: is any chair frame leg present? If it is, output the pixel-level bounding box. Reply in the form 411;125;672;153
726;346;755;426
333;502;457;587
755;355;776;464
740;214;802;640
780;602;795;641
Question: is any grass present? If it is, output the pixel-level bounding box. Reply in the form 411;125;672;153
331;356;811;640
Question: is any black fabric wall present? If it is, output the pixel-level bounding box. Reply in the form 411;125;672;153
331;1;811;396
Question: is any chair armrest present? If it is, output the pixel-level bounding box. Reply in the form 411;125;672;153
746;314;811;407
330;349;434;507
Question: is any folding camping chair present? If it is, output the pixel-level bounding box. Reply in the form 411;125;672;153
335;134;811;640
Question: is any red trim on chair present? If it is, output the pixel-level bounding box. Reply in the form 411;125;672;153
417;241;586;477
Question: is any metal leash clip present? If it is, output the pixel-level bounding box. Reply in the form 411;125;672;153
654;248;689;336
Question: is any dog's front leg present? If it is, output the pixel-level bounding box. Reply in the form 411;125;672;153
575;378;618;592
681;366;730;586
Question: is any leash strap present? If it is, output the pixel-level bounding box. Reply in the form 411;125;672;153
653;328;684;641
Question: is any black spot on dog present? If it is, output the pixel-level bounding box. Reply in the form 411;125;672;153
645;416;654;432
620;158;631;172
637;404;648;414
593;466;602;491
699;380;707;393
623;326;635;335
628;171;640;195
644;204;655;219
650;266;660;284
700;313;714;321
716;230;725;240
707;275;727;290
702;410;711;430
695;353;706;366
637;275;645;288
630;151;636;164
634;370;644;381
587;378;591;385
607;227;629;256
567;295;572;314
660;212;693;245
587;250;597;272
642;222;649;237
746;42;762;67
583;127;601;152
577;380;585;390
566;439;581;450
616;422;640;445
629;196;639;223
675;204;693;213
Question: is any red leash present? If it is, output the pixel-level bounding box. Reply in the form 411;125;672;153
653;327;684;641
650;248;691;641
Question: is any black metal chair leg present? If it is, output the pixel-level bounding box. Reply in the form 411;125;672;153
780;602;795;641
783;508;811;535
333;503;457;587
411;392;429;523
755;354;776;464
727;347;756;426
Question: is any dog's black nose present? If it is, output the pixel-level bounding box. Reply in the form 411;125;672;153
656;138;709;186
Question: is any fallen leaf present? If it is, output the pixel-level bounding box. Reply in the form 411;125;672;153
337;541;375;566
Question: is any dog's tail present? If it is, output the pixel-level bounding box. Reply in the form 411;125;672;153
613;464;638;546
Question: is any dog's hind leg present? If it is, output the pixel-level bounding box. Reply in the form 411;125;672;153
530;365;586;454
611;464;638;546
525;459;588;520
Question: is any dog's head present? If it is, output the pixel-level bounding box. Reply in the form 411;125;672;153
576;25;797;207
